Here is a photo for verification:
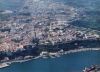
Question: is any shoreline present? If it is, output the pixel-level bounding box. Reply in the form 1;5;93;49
0;47;100;69
64;48;100;54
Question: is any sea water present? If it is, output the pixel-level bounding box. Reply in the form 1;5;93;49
0;51;100;72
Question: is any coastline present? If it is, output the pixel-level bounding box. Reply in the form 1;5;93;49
64;48;100;54
0;47;100;69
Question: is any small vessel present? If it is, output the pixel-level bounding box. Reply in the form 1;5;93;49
0;63;10;69
83;65;100;72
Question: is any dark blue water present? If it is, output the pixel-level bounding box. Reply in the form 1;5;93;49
0;51;100;72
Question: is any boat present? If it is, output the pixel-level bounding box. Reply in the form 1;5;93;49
0;63;10;69
83;65;100;72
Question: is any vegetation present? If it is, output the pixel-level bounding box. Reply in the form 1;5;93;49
0;36;4;44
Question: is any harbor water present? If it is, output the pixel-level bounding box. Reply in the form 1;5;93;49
0;50;100;72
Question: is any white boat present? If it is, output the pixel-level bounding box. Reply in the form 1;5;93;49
0;63;10;69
